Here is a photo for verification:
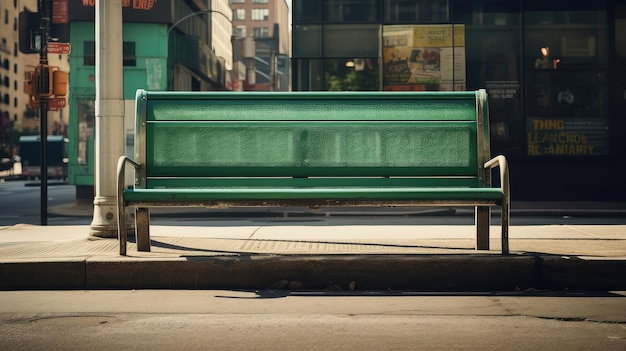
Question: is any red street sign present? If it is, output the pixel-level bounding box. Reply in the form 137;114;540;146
47;97;66;109
48;42;71;54
52;0;69;24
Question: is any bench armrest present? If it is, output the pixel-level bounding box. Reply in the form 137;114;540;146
117;156;141;256
484;155;509;197
484;155;510;254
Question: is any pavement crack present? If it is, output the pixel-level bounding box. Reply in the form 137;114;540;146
247;226;262;239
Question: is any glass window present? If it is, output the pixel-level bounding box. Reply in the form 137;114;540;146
323;24;380;58
617;5;626;62
325;58;380;91
451;0;520;26
84;41;95;66
251;9;269;21
524;70;609;156
524;11;608;69
234;25;247;37
77;99;95;165
293;0;322;23
253;27;269;38
252;0;268;3
84;41;137;66
524;6;609;157
233;8;245;21
293;25;322;58
384;0;449;23
324;0;380;23
229;0;245;4
123;42;136;66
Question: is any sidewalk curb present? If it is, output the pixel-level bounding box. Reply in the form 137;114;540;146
2;254;624;291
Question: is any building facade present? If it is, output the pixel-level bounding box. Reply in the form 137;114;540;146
291;0;626;201
1;0;69;160
66;0;233;197
230;0;290;90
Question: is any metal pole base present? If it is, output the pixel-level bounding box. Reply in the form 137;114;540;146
89;196;118;238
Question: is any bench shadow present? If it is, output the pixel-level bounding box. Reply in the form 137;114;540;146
213;289;625;299
148;238;476;256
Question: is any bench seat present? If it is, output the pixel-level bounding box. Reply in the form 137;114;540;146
123;187;503;204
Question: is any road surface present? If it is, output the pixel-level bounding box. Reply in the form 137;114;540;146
1;290;625;350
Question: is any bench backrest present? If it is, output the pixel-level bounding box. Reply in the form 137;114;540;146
134;89;491;188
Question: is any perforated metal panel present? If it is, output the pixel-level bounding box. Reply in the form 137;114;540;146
134;90;488;187
146;122;476;177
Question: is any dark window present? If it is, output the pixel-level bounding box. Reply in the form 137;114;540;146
324;25;380;58
293;0;322;23
253;27;269;38
384;0;448;23
293;25;322;58
123;42;136;66
84;41;137;66
324;0;380;23
84;41;95;66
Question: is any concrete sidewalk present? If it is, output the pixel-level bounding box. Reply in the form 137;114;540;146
1;219;625;291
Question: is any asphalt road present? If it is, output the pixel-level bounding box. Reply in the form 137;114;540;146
0;180;80;226
1;290;625;350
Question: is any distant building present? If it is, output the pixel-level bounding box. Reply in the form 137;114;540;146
230;0;290;91
65;0;233;198
1;0;69;158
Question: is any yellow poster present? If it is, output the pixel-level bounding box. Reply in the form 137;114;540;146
383;24;465;91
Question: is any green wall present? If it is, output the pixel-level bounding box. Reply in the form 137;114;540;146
68;21;168;186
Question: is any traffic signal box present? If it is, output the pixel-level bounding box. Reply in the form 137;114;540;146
24;65;68;109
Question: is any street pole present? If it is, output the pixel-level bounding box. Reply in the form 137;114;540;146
89;0;124;238
38;0;49;225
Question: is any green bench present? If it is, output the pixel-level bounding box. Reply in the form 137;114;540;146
117;89;510;256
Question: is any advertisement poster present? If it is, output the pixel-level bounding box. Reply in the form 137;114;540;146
526;118;608;156
383;24;465;91
525;71;609;156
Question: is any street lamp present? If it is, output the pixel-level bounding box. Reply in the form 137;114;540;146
167;10;232;36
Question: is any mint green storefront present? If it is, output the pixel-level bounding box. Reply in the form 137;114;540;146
68;21;167;198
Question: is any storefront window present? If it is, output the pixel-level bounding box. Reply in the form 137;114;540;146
615;5;626;62
293;25;322;58
325;58;380;91
382;24;465;92
76;99;95;165
323;25;380;58
524;7;609;157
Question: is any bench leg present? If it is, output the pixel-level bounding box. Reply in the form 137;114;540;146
118;205;127;256
475;206;490;250
136;207;151;252
501;200;510;255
